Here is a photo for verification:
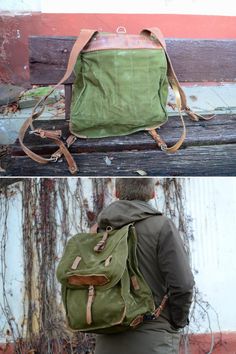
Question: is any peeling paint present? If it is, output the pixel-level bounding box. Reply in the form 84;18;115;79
0;17;12;82
0;14;38;84
0;25;10;62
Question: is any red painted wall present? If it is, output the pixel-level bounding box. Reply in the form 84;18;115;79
1;13;236;85
1;332;236;353
180;332;236;354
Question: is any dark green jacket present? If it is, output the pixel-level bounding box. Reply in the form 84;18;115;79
97;199;194;330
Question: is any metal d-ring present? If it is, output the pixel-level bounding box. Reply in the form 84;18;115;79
116;26;126;34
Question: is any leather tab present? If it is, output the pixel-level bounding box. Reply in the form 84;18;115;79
32;129;62;139
131;275;140;290
86;285;95;325
105;255;113;267
154;294;169;318
94;226;113;253
130;315;144;328
66;134;77;147
71;256;82;270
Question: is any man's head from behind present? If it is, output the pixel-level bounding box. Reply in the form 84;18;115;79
115;178;156;201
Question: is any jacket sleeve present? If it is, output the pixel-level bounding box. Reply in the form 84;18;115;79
157;218;195;329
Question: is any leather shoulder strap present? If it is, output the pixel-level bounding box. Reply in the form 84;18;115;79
141;27;215;118
18;29;97;174
141;27;215;153
141;27;187;110
141;27;186;152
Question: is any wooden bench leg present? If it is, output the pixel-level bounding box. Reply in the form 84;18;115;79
64;84;72;121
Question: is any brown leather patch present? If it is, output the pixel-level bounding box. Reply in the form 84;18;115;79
68;274;109;286
82;33;162;53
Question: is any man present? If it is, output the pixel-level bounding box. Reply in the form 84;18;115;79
95;178;194;354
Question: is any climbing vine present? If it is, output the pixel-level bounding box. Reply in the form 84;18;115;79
157;178;193;255
0;183;24;353
0;178;220;354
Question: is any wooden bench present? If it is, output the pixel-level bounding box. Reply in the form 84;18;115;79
8;36;236;176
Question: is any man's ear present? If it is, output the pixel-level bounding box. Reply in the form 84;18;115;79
151;191;156;199
115;190;120;199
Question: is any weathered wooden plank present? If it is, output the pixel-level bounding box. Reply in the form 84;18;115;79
11;114;236;156
167;40;236;82
29;36;236;84
7;144;236;176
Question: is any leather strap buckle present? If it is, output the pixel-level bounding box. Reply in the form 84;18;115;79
50;149;63;162
143;313;156;321
50;155;60;163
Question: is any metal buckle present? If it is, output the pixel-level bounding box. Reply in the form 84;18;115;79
161;144;167;152
143;313;156;321
29;129;40;136
50;151;62;162
49;156;59;163
116;26;126;34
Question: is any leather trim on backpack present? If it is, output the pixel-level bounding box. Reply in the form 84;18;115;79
67;274;109;286
82;33;162;52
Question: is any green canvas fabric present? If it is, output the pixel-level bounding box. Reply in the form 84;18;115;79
70;49;168;138
56;223;155;333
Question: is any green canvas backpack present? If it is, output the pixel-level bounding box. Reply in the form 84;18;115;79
19;27;212;174
56;223;168;333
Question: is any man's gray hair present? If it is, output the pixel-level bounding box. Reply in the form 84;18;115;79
115;178;156;201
